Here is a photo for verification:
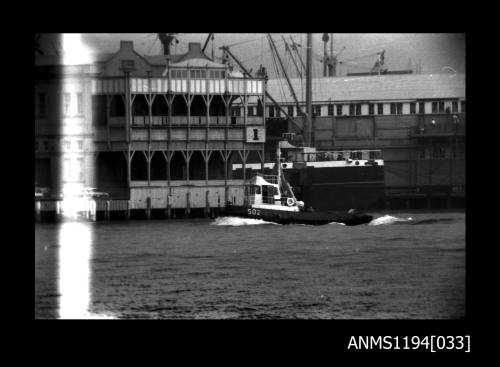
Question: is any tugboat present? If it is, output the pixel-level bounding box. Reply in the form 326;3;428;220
224;142;373;226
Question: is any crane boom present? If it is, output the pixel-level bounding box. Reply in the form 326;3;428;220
282;35;302;78
202;33;214;52
267;34;303;116
219;46;303;133
289;36;306;71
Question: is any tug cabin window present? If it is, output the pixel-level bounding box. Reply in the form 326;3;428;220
245;185;261;196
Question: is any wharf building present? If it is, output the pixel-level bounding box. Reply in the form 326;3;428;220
242;73;466;209
35;41;266;218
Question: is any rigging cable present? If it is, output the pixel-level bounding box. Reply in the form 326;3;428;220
269;40;290;113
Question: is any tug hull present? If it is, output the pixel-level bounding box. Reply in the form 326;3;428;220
224;205;373;226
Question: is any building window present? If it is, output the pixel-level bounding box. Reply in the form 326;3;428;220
276;108;281;118
349;104;355;116
314;105;322;117
390;103;396;114
452;101;458;112
410;102;416;114
63;93;71;115
368;104;374;115
438;101;445;113
37;93;46;116
328;104;334;116
432;102;438;113
257;101;263;116
92;95;107;126
396;103;403;115
287;105;294;117
78;140;83;150
77;92;83;115
377;103;383;115
355;104;361;116
432;146;445;159
64;140;71;151
461;101;466;113
269;106;275;117
419;102;425;114
247;106;254;116
418;148;426;160
337;105;343;116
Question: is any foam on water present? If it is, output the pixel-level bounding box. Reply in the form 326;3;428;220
368;215;413;226
328;221;346;226
211;216;277;226
77;311;118;319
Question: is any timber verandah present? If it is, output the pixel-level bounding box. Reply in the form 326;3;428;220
87;65;267;220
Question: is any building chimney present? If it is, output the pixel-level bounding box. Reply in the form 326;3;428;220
120;41;134;52
188;42;202;54
158;33;176;55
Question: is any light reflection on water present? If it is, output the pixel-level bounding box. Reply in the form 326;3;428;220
35;211;465;319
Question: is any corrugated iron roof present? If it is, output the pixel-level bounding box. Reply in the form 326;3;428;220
170;57;225;68
266;73;465;103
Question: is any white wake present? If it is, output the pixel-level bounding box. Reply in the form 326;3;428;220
211;216;277;226
368;215;413;226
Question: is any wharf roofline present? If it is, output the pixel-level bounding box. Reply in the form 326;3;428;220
266;73;465;103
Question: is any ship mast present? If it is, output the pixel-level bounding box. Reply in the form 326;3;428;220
305;33;313;147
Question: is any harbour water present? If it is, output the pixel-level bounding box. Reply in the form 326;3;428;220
35;211;465;319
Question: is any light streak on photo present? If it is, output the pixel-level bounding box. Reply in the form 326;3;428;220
57;34;115;319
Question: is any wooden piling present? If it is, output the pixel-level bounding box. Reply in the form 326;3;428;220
205;190;209;217
146;197;151;220
165;194;171;219
56;200;62;221
105;200;111;221
125;201;130;220
217;194;221;217
186;191;191;217
35;201;41;222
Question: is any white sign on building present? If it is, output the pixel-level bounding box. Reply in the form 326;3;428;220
246;127;265;143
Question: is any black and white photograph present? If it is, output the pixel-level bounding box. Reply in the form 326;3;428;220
34;33;466;328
